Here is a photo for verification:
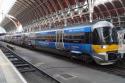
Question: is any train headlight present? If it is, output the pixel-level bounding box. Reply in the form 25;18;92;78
98;53;107;55
101;45;108;49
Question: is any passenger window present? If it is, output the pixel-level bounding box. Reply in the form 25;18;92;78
85;32;92;44
63;32;91;44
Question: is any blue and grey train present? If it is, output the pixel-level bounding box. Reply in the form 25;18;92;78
3;21;122;65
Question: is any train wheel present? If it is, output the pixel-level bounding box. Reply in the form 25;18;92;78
83;54;93;63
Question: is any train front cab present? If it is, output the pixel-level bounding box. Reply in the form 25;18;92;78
92;21;122;65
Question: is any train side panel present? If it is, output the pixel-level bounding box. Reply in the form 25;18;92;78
32;31;56;49
63;26;92;55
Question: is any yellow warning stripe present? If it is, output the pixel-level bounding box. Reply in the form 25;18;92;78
92;44;118;53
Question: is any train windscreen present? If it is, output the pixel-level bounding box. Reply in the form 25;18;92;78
93;27;118;44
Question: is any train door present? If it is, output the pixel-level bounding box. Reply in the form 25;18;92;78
56;29;64;49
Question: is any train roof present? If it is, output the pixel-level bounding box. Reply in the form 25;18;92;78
35;21;94;33
35;21;113;33
92;21;114;30
7;20;113;36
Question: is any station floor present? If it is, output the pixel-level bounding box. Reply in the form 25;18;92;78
3;43;125;83
0;49;27;83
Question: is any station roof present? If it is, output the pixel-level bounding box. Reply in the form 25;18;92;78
1;0;125;31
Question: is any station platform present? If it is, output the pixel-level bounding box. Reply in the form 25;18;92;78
5;43;125;83
0;49;27;83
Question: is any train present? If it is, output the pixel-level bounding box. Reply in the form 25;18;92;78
2;21;124;65
117;29;125;57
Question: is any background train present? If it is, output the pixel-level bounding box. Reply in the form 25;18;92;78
117;29;125;57
2;21;123;65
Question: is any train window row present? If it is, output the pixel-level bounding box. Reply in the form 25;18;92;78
5;33;93;44
35;35;56;42
63;33;92;44
34;32;92;44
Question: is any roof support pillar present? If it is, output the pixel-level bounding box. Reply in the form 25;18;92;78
88;0;94;22
64;19;67;27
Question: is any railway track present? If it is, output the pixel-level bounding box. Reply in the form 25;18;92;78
83;61;125;78
1;42;125;81
0;44;60;83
